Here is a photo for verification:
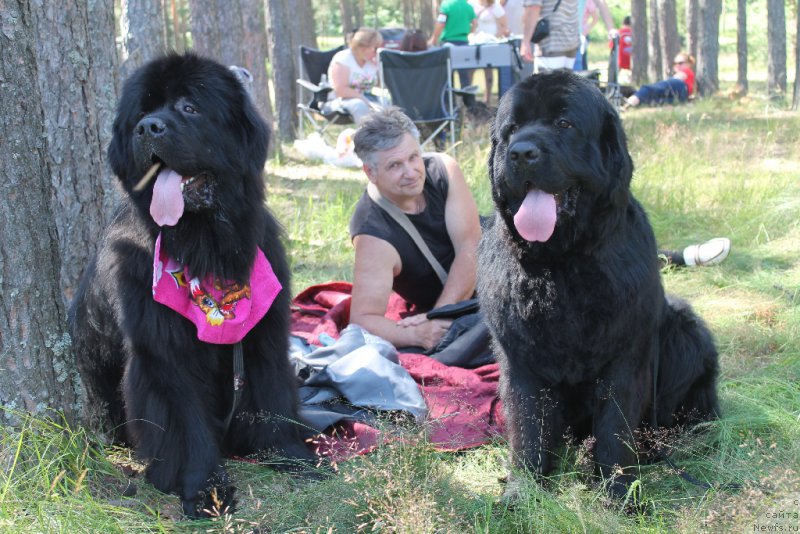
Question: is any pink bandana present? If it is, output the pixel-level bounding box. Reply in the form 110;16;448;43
152;233;282;344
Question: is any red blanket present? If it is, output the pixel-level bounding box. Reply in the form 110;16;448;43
291;282;505;461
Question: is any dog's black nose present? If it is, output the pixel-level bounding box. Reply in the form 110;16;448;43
135;117;167;138
508;141;541;164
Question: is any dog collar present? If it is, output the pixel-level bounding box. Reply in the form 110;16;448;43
151;233;281;344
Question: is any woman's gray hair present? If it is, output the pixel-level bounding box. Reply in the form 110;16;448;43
353;107;420;170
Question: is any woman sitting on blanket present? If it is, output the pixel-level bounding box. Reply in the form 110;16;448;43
349;107;482;352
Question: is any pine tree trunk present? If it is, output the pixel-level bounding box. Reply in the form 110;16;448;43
793;0;800;110
631;0;649;85
266;0;299;140
647;0;662;82
695;0;721;96
657;0;679;79
685;0;698;60
735;0;748;95
766;0;787;98
1;0;116;425
420;0;436;36
189;0;275;126
119;0;168;81
297;0;319;49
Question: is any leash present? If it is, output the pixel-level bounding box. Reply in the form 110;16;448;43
223;341;245;433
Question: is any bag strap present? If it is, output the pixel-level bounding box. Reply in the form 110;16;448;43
366;182;449;285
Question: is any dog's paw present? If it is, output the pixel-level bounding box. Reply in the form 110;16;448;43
182;485;237;519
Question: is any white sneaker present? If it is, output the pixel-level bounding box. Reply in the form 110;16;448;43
683;238;731;267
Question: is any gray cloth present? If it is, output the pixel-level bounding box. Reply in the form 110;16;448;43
292;325;427;432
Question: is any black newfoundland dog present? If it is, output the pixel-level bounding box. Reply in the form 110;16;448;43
477;71;720;500
69;53;316;517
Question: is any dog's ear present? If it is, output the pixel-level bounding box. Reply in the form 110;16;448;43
601;108;634;207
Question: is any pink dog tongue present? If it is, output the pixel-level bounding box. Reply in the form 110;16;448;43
513;189;557;242
150;169;185;226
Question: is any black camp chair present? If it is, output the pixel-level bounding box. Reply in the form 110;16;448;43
378;47;466;150
296;45;353;139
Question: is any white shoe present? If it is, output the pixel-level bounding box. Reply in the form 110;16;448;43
683;238;731;267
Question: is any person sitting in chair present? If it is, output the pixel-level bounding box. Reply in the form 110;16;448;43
323;28;384;123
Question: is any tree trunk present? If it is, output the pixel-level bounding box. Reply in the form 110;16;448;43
420;0;436;36
340;0;356;34
685;0;698;60
189;0;275;126
266;0;299;141
647;0;662;82
767;0;787;98
297;0;319;49
120;0;168;81
403;0;415;28
32;0;119;303
695;0;722;96
631;0;648;85
657;0;679;78
793;0;800;110
735;0;748;96
1;0;116;425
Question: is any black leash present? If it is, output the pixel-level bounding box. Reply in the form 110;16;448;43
223;341;245;433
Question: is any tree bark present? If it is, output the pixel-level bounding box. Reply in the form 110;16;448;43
119;0;168;81
31;0;119;303
340;0;356;34
1;0;116;425
647;0;662;82
631;0;649;85
685;0;699;60
657;0;679;78
793;0;800;110
735;0;748;96
420;0;436;36
266;0;299;140
766;0;787;98
189;0;275;125
695;0;722;96
297;0;319;49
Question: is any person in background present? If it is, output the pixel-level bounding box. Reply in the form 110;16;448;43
573;0;599;71
349;108;481;351
519;0;615;72
400;29;429;52
470;0;510;104
617;15;633;71
323;28;383;123
429;0;478;88
622;51;695;109
500;0;524;35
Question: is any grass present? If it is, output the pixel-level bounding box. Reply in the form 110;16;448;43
4;40;800;534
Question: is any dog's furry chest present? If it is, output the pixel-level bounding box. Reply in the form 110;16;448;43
478;240;655;384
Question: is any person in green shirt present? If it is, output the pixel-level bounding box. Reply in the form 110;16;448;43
429;0;478;87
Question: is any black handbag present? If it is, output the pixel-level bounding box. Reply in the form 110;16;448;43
531;0;563;44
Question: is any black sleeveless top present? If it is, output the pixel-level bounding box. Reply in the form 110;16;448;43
349;155;454;311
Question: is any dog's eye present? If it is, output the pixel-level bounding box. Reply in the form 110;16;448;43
556;119;573;129
182;104;197;114
504;124;518;138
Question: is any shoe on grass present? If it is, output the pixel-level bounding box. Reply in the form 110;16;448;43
683;237;731;267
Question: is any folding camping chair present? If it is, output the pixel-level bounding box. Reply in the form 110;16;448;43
296;45;353;139
377;47;462;150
